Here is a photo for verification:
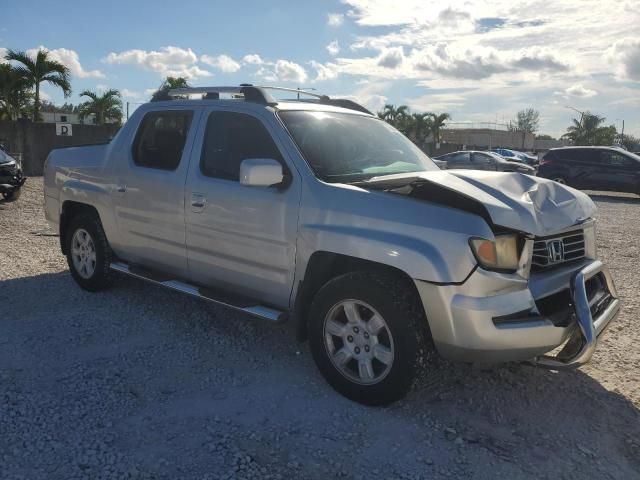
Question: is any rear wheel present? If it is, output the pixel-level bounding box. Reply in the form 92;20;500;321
551;175;568;185
308;271;433;405
65;213;114;291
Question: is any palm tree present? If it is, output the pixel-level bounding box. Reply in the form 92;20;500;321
0;63;32;120
77;89;123;125
429;113;451;145
409;112;433;147
5;49;71;121
562;112;615;145
151;76;190;101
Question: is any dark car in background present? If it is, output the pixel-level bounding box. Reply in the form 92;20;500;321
537;146;640;195
434;150;536;174
0;150;25;201
491;148;538;166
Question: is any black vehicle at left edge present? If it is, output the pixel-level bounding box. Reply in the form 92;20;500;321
0;149;26;201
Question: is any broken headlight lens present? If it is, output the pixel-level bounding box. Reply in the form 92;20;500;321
470;234;520;272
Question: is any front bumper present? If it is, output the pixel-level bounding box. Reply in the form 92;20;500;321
415;259;620;366
0;164;26;193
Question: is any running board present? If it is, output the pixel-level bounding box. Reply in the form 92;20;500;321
110;261;287;323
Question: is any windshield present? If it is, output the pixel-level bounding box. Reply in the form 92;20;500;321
278;110;438;182
0;150;15;165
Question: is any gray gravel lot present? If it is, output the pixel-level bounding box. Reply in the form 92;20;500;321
1;178;639;480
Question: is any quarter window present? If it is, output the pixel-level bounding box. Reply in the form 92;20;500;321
133;111;193;170
600;151;631;167
200;111;283;181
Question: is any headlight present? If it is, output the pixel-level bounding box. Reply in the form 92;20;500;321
470;234;520;272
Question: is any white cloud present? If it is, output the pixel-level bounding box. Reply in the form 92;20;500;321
121;88;142;98
201;54;241;73
103;46;212;79
95;84;108;92
326;40;340;56
336;80;390;112
377;47;404;68
258;59;308;83
607;38;640;81
243;54;264;65
310;60;339;82
327;13;344;27
25;46;105;78
0;47;7;63
565;84;597;98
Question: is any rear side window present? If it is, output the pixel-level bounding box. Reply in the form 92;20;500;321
555;149;595;163
200;111;282;181
448;152;470;163
133;111;193;170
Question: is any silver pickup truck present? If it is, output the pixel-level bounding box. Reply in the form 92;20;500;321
44;85;620;405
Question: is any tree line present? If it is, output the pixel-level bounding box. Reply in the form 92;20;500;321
376;104;451;147
378;104;638;151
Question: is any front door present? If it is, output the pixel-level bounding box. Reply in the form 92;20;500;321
595;150;640;192
185;108;301;308
111;108;200;278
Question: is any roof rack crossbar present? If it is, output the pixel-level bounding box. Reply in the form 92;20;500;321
165;85;372;114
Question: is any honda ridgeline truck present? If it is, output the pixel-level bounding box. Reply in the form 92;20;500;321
43;86;620;405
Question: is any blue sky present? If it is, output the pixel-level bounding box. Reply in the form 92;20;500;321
2;0;639;137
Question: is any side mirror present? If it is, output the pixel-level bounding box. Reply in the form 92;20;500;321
240;158;285;187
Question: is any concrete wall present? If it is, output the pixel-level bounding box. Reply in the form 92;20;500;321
0;120;120;175
441;128;535;150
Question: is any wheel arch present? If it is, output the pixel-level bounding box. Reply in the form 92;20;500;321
59;201;102;255
291;251;425;342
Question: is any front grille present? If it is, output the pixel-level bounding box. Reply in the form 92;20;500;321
531;229;585;271
0;163;18;176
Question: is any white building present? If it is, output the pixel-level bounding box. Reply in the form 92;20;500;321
41;112;98;124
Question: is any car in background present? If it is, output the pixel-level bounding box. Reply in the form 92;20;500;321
434;150;536;174
0;150;26;201
432;157;447;169
492;148;538;166
537;146;640;195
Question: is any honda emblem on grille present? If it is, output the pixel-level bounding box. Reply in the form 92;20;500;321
547;239;564;263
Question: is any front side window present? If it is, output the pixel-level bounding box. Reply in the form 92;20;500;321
133;111;193;170
200;111;283;181
278;110;437;183
472;153;494;165
448;152;470;164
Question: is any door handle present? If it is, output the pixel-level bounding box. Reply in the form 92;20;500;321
191;193;206;212
116;184;126;193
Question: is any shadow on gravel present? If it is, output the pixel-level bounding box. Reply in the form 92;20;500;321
402;356;640;474
586;193;640;204
3;271;639;478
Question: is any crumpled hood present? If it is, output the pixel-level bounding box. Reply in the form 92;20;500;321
374;170;596;237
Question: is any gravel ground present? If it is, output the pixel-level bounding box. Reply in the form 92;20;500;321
1;178;639;480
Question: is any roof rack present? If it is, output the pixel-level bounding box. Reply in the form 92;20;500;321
165;85;373;115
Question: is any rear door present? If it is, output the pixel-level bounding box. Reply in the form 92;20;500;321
111;107;200;277
184;108;301;307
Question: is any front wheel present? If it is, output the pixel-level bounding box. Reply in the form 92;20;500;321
308;271;433;405
65;213;114;292
2;187;21;202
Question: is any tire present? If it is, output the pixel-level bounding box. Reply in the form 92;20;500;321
550;175;568;185
2;187;21;202
308;271;433;406
65;213;114;292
